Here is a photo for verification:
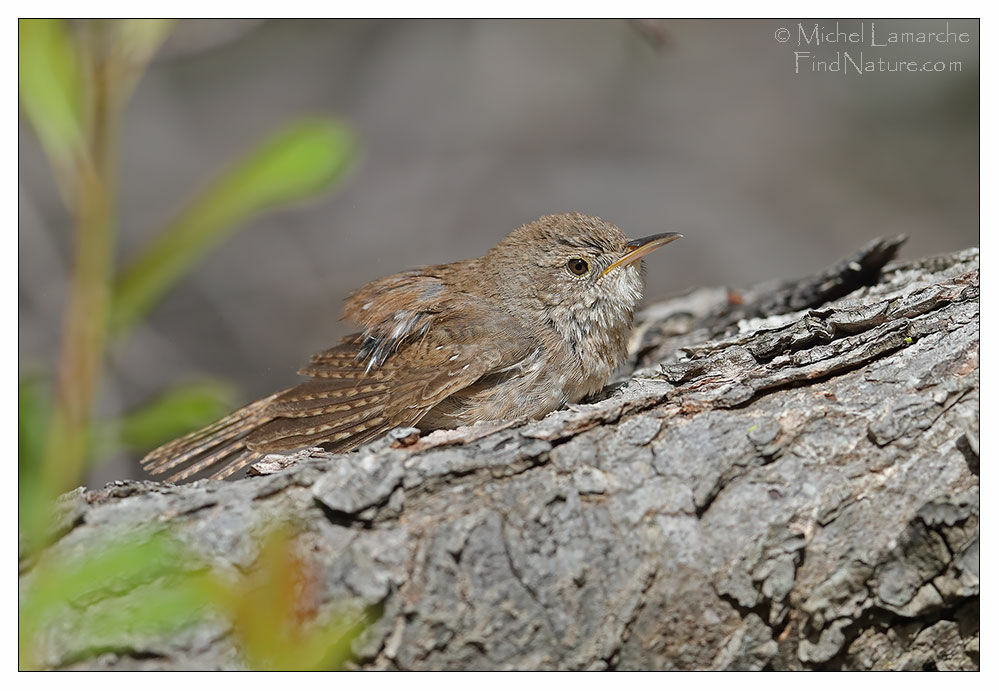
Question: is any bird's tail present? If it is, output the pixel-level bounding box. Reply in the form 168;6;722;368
140;392;284;483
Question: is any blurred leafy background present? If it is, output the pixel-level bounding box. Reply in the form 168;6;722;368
18;18;978;668
19;18;359;669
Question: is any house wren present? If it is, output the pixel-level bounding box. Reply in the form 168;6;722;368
142;212;682;482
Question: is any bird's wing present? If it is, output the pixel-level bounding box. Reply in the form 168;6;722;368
141;289;530;483
245;330;518;455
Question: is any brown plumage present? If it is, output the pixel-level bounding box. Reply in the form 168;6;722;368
141;212;681;482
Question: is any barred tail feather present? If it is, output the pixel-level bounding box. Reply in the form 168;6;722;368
140;325;510;483
140;393;282;482
208;449;261;481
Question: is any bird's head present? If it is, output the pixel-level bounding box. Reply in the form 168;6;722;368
482;212;682;334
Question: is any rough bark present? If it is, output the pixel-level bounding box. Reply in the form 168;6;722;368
23;241;980;670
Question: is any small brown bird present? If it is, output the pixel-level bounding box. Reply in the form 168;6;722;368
142;212;682;482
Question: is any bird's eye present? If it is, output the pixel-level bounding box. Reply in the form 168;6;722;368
566;258;590;277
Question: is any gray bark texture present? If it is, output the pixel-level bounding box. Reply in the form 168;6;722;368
25;241;979;670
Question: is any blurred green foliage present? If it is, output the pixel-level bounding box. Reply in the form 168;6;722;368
20;526;365;669
221;526;368;670
112;119;358;335
19;531;212;669
19;17;357;488
18;19;85;190
113;380;237;453
18;373;49;488
18;372;50;550
19;19;362;668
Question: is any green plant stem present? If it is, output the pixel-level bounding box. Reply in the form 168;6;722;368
41;48;118;497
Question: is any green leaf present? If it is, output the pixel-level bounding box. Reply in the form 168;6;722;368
116;380;237;453
19;530;216;669
18;19;85;187
19;526;366;670
111;118;359;335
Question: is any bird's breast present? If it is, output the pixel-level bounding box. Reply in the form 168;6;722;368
419;318;627;431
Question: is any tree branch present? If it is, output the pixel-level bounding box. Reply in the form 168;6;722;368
26;241;979;670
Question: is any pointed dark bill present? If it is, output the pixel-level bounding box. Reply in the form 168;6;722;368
602;232;683;276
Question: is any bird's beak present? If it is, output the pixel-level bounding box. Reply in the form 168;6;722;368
602;232;683;276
